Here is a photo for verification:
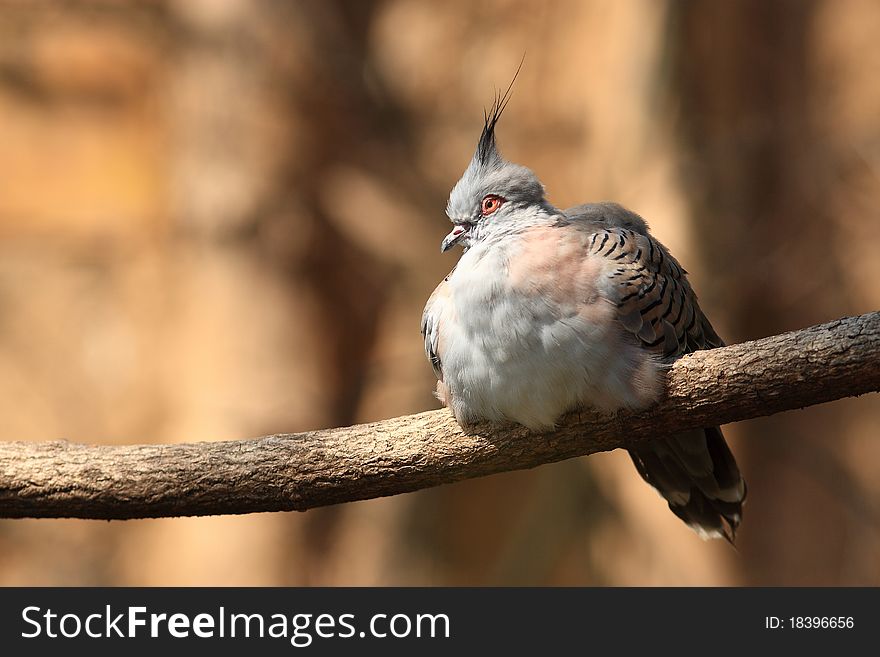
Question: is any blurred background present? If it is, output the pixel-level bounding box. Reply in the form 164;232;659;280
0;0;878;586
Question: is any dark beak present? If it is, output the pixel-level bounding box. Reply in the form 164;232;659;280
441;225;469;252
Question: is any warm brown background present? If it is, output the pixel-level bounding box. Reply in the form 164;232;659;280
0;0;878;585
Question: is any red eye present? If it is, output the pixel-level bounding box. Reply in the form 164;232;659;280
480;194;505;217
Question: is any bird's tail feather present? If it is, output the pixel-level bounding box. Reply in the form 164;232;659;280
628;427;746;543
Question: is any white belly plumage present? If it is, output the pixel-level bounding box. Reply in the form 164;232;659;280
439;245;659;430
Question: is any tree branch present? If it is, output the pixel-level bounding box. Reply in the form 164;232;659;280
1;312;878;520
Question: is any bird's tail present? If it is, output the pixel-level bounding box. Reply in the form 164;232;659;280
628;427;746;543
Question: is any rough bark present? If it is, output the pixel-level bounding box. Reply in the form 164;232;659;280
0;312;878;520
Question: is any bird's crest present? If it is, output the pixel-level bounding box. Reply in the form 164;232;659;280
474;57;524;168
446;57;541;225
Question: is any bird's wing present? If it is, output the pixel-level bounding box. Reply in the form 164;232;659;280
578;218;743;541
586;224;724;360
421;274;453;381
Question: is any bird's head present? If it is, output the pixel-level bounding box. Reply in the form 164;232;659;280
442;87;546;253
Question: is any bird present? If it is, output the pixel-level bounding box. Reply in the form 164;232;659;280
421;86;746;542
